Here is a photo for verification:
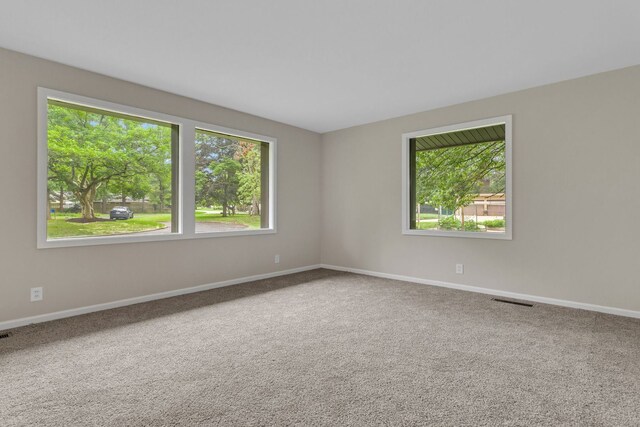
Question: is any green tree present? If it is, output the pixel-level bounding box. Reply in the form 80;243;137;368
236;141;261;215
416;141;505;228
211;158;241;216
110;174;151;205
195;132;265;217
195;132;240;216
47;103;172;220
149;169;171;212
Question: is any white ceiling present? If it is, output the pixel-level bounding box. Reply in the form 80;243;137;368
1;1;639;133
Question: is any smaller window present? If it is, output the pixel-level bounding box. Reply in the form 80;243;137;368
194;128;274;234
402;116;512;239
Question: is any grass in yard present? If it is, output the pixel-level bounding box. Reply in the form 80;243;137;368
195;210;260;228
47;210;261;239
417;213;439;220
416;221;438;230
47;214;167;239
132;211;259;227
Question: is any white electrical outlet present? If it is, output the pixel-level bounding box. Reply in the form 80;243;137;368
455;264;464;274
30;287;43;302
274;254;280;264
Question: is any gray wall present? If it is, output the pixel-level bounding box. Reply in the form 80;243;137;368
321;65;640;312
2;46;639;323
0;48;322;323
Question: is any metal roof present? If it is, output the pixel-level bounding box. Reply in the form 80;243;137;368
413;123;505;151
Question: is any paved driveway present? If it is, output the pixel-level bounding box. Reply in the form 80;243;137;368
136;221;248;235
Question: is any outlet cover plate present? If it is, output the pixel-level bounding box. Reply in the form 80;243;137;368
30;287;43;302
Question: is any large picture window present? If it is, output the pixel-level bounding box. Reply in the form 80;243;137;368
38;88;276;248
45;100;179;240
402;116;512;239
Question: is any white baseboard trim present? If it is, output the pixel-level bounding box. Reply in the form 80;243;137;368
4;263;637;331
0;264;322;331
320;264;640;319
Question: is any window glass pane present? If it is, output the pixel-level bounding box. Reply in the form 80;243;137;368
46;100;177;239
195;129;269;232
411;123;507;233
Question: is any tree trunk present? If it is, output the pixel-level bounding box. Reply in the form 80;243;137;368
252;196;260;216
157;177;166;211
78;187;96;220
47;189;52;220
59;187;64;211
460;208;465;229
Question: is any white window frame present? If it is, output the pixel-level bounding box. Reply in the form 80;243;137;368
37;87;277;249
401;115;512;240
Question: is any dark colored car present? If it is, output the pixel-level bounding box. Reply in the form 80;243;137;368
110;206;134;220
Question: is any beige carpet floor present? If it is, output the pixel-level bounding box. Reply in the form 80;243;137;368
1;269;639;426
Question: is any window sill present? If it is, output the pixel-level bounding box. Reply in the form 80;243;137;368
402;229;512;240
38;228;277;249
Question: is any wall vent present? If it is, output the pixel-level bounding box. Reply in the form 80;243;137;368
492;298;533;307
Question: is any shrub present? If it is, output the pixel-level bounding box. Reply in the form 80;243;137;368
438;216;482;231
463;220;480;231
482;219;505;228
438;216;461;230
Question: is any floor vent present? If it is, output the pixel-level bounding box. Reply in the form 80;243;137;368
0;332;12;339
492;298;533;307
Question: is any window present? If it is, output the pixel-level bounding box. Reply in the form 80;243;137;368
38;88;276;248
44;99;179;240
402;116;512;239
194;128;272;233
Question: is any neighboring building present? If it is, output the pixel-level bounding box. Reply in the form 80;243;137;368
461;193;506;217
420;193;506;220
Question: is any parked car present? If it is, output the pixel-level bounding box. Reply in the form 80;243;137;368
110;206;134;220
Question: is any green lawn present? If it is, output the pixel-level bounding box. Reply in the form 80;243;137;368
47;215;167;239
47;210;261;239
194;210;261;228
415;213;439;230
417;213;439;220
416;221;438;230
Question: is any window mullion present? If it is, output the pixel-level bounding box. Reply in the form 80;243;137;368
180;123;196;236
260;142;270;229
